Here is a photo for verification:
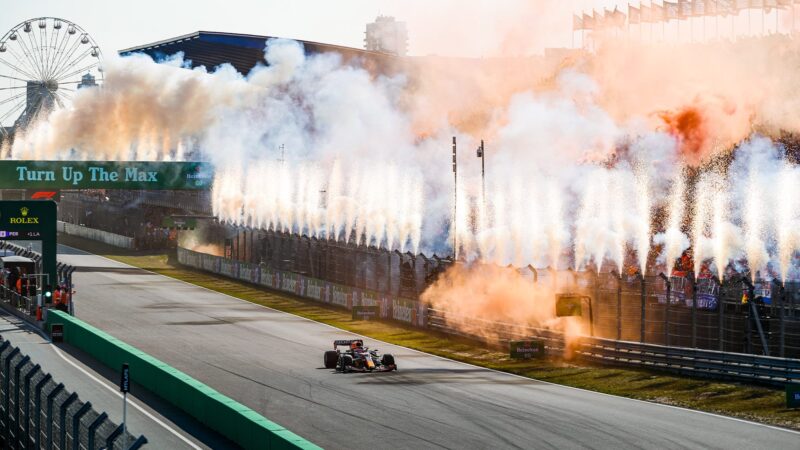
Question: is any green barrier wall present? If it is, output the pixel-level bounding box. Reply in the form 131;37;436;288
46;310;320;450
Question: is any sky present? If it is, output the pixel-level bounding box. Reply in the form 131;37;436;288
1;0;627;58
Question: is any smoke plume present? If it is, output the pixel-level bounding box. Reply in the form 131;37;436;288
5;18;800;284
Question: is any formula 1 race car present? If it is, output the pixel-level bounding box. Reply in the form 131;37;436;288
323;339;397;372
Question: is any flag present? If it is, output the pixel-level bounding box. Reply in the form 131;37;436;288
641;3;654;22
604;7;614;26
573;14;584;31
679;0;693;17
764;0;777;13
750;0;765;7
641;3;651;22
736;0;750;9
665;1;681;18
694;0;707;15
705;0;718;15
717;0;735;14
613;7;627;26
594;10;605;28
629;4;642;24
777;0;792;7
653;2;665;20
604;7;626;27
583;12;595;29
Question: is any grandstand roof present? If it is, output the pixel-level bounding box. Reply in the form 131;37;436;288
119;31;395;75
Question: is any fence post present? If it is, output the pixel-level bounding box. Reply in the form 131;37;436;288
775;280;785;358
386;252;391;296
128;435;149;449
58;392;78;450
780;283;786;358
45;383;64;450
616;272;622;341
22;364;39;448
640;274;646;343
716;276;724;352
11;355;30;446
743;277;755;354
3;347;20;437
105;423;125;449
33;374;51;449
86;412;107;450
71;401;92;450
593;271;600;336
691;276;698;348
659;273;670;346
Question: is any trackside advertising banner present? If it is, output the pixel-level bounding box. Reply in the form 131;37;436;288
0;160;213;190
177;247;427;328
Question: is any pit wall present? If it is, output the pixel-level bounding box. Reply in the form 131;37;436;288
177;247;428;327
45;310;320;450
57;221;135;249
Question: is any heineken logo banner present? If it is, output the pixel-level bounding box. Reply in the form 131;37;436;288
0;161;213;190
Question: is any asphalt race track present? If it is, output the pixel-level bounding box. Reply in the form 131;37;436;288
0;309;208;449
57;247;800;449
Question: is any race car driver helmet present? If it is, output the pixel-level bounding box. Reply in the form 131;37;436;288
350;341;360;350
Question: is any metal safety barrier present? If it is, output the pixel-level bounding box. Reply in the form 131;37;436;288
178;245;800;387
0;338;146;449
576;337;800;386
429;308;800;386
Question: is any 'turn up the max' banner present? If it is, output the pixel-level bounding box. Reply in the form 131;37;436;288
0;161;213;190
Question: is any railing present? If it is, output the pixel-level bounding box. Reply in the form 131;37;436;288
0;241;76;288
0;339;146;449
578;337;800;386
0;286;35;317
429;308;800;386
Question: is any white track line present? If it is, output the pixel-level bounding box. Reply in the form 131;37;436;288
71;247;800;436
17;311;201;449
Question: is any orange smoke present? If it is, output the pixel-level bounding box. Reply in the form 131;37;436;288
190;243;223;256
421;263;587;356
659;106;709;165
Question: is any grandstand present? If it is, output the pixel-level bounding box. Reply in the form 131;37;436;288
119;30;397;75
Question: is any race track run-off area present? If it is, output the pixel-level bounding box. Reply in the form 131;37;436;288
58;248;800;450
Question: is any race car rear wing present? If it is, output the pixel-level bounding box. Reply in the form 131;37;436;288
334;339;363;348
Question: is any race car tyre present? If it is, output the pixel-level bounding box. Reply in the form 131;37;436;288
324;350;339;369
381;354;395;368
340;354;354;372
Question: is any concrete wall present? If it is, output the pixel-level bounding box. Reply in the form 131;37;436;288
46;310;320;450
177;246;428;328
57;221;135;249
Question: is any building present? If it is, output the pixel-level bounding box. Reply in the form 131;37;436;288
364;16;408;56
77;73;98;89
119;30;397;76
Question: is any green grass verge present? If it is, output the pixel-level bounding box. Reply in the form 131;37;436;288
59;233;800;431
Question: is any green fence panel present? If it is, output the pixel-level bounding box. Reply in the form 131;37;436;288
46;310;320;450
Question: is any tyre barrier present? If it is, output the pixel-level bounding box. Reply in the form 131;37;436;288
45;310;320;450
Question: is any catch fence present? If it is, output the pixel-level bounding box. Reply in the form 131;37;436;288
179;244;800;385
0;339;146;449
221;230;800;359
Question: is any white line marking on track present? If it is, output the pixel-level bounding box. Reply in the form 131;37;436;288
72;247;800;436
19;312;202;449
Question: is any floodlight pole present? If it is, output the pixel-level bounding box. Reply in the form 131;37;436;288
452;136;458;260
476;139;485;207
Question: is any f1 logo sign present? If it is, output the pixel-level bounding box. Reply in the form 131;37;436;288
30;191;57;200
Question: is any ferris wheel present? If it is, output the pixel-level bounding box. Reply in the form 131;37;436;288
0;17;103;139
